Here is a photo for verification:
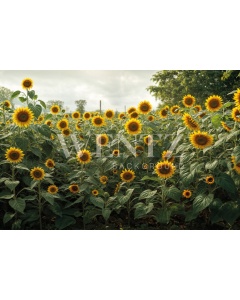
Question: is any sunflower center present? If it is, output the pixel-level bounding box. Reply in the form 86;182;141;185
95;118;102;124
9;151;20;160
208;177;214;183
52;107;59;113
50;187;56;192
72;186;78;191
123;172;133;180
236;163;240;167
23;80;32;88
99;137;106;144
79;153;88;161
47;162;54;167
209;99;220;108
187;117;198;128
195;135;208;145
106;112;113;117
131;112;138;118
33;170;43;178
73;113;79;118
128;109;135;114
129;122;139;131
158;165;171;174
185;98;193;105
161;110;167;116
140;104;149;112
60;121;67;128
17;112;29;122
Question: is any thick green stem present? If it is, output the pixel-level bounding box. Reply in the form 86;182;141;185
38;182;42;230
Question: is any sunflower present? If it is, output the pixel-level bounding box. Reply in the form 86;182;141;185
30;167;45;181
96;134;109;146
142;163;149;170
154;161;176;179
233;88;240;107
182;95;196;107
45;120;53;127
92;116;105;127
71;111;80;119
138;100;152;114
105;109;115;119
100;175;108;184
135;145;144;156
231;156;240;174
205;95;223;112
221;121;232;132
76;149;91;164
182;190;192;198
118;113;126;120
189;131;214;150
130;111;139;118
162;150;174;163
38;115;44;122
75;123;82;131
125;118;142;135
57;118;69;130
21;78;33;90
231;106;240;122
120;169;135;183
45;159;55;168
194;105;202;113
148;115;155;121
112;149;120;156
3;100;11;108
92;189;99;196
47;185;58;194
112;168;118;175
127;107;136;115
114;183;121;194
83;112;91;120
50;105;60;115
143;135;153;145
5;147;24;164
182;113;200;131
64;114;69;118
13;107;34;127
170;105;180;115
205;176;214;184
69;184;80;193
62;128;71;136
159;108;168;118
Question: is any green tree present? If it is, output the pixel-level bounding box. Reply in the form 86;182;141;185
75;100;87;114
0;86;13;102
147;70;240;107
46;100;64;109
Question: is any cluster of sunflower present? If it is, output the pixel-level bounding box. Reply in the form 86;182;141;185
1;77;240;229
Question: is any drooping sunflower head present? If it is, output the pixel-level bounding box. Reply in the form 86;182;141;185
5;147;24;164
104;109;115;119
57;118;69;130
130;111;139;119
3;100;11;108
45;120;53;127
205;175;214;185
72;111;81;119
233;88;240;107
138;100;152;114
96;134;109;146
62;128;71;136
159;107;168;118
92;116;105;127
189;131;214;150
120;169;136;183
221;121;232;132
182;189;192;198
75;123;82;131
135;145;144;156
30;167;45;181
50;105;60;115
194;105;202;113
154;161;176;179
114;183;121;194
231;156;240;174
182;95;196;107
127;107;136;115
182;113;200;131
162;150;174;163
112;149;120;156
38;115;44;123
92;189;99;196
125;118;142;135
69;184;80;193
47;185;58;194
100;175;108;184
205;95;223;112
76;149;91;164
232;106;240;122
21;78;33;90
170;105;180;115
83;112;91;120
13;107;34;127
45;159;55;168
148;115;155;121
143;135;153;145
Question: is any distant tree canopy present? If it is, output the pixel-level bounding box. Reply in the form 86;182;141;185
0;86;13;102
147;70;240;107
75;100;87;114
46;100;64;109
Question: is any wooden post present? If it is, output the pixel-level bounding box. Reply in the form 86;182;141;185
100;100;102;114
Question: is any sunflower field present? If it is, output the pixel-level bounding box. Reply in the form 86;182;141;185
1;78;240;230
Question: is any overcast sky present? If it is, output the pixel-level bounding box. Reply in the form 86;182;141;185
0;70;159;112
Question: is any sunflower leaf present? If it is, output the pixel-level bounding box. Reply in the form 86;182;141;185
11;90;21;99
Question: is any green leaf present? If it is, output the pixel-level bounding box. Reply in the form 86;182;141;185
11;90;21;99
141;176;161;182
223;101;234;108
134;203;154;219
139;189;157;200
3;212;15;224
28;90;35;100
51;202;62;217
193;193;214;214
9;198;26;213
38;100;46;109
30;147;42;158
102;208;111;221
118;188;134;205
155;207;171;224
42;192;55;205
15;164;29;171
0;194;15;199
15;137;29;151
215;173;238;199
38;125;51;138
55;215;76;229
226;130;240;142
165;186;181;202
19;97;27;103
4;180;20;191
211;114;222;128
220;202;240;225
90;196;105;208
205;159;218;170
